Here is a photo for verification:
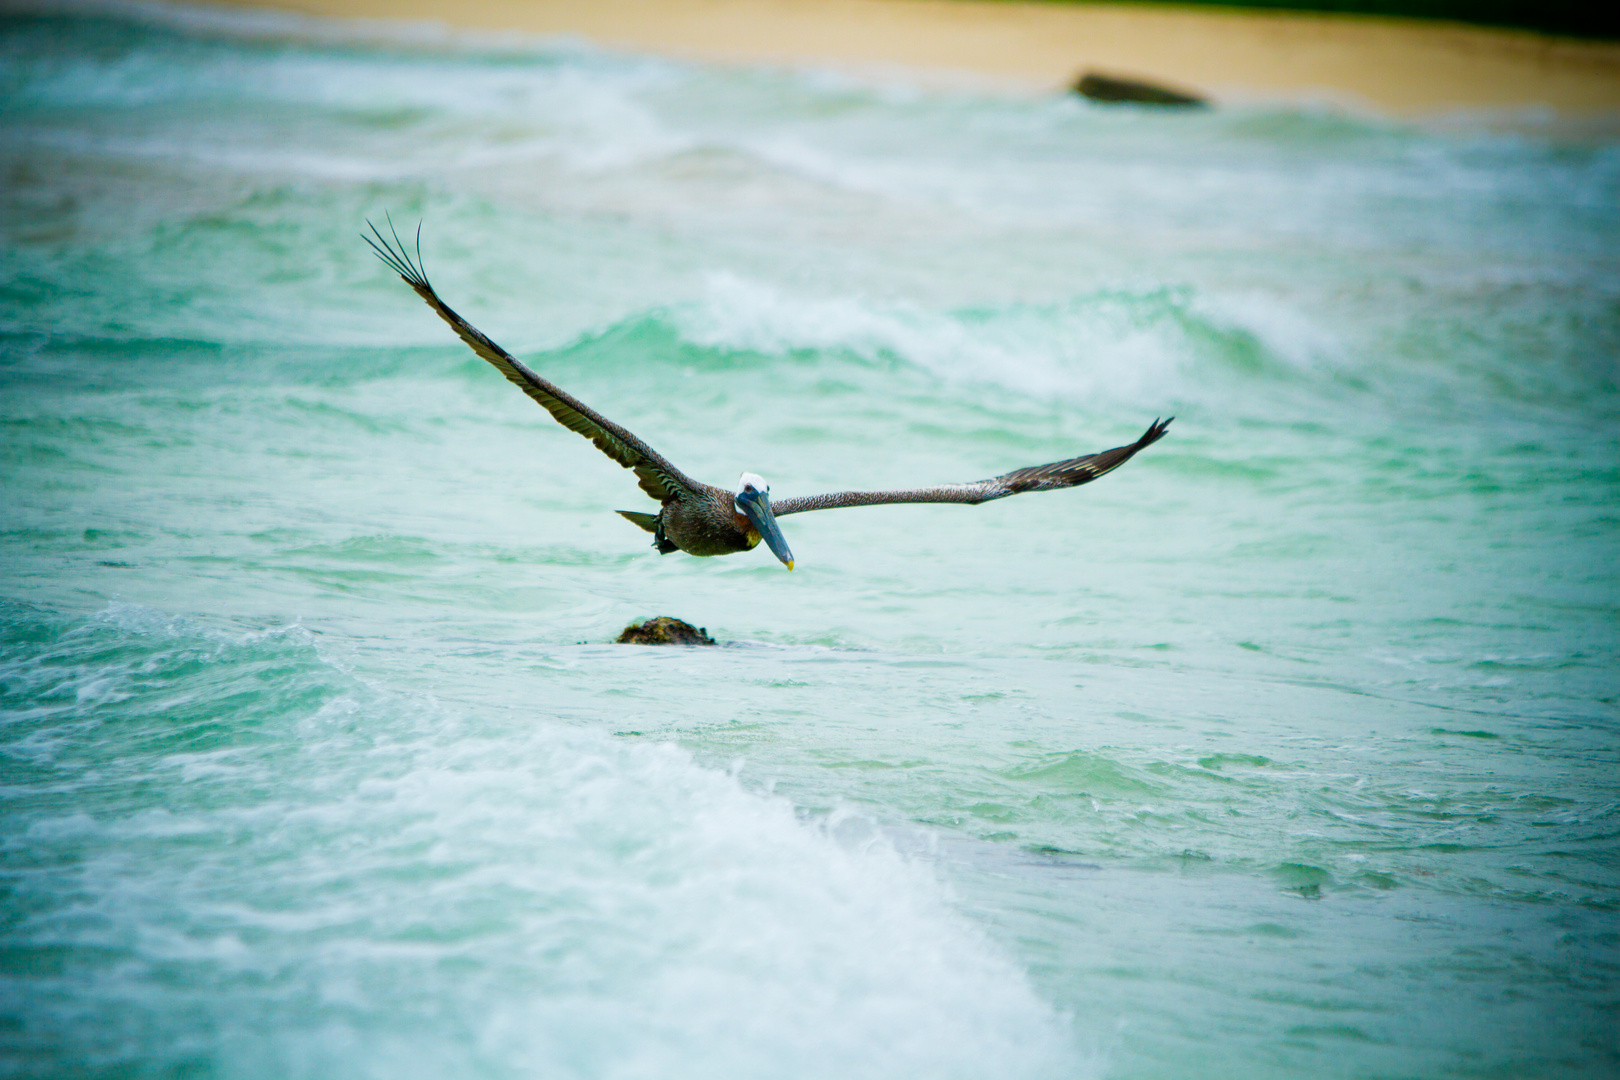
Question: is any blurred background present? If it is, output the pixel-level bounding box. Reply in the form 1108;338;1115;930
1;2;1616;1078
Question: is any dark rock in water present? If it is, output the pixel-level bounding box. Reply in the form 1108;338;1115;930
617;617;717;646
1073;71;1207;108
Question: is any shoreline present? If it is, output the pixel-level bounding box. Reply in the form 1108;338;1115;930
120;0;1620;115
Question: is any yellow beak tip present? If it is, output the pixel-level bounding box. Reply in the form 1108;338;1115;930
786;560;795;571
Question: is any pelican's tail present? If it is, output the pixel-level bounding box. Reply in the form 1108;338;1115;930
618;510;680;554
617;510;659;533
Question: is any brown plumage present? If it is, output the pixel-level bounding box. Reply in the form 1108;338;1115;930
365;220;1171;570
769;418;1172;517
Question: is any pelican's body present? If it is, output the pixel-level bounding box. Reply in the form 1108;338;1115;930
661;489;760;556
624;483;768;559
366;223;1170;569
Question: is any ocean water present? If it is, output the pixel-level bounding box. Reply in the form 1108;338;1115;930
2;4;1618;1077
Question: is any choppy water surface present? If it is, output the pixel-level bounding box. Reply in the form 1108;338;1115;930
2;5;1618;1078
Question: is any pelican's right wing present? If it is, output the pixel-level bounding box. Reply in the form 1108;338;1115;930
770;417;1172;516
365;221;700;504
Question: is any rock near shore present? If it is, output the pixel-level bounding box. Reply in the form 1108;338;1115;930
1073;71;1207;107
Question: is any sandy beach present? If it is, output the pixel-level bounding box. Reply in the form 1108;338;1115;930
187;0;1620;116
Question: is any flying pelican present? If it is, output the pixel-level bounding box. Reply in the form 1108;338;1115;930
366;222;1171;571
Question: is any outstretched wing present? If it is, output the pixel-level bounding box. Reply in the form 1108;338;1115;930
770;417;1172;516
365;219;701;504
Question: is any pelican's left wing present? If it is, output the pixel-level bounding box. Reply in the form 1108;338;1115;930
365;221;700;504
770;417;1172;516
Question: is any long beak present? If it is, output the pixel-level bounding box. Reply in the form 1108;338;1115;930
737;490;794;570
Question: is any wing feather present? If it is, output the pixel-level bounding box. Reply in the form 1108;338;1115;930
365;219;698;504
770;418;1171;516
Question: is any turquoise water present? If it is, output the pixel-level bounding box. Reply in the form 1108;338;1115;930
3;5;1618;1077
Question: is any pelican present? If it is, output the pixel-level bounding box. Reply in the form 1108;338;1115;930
366;222;1171;570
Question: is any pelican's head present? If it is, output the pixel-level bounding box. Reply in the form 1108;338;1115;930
735;472;794;570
